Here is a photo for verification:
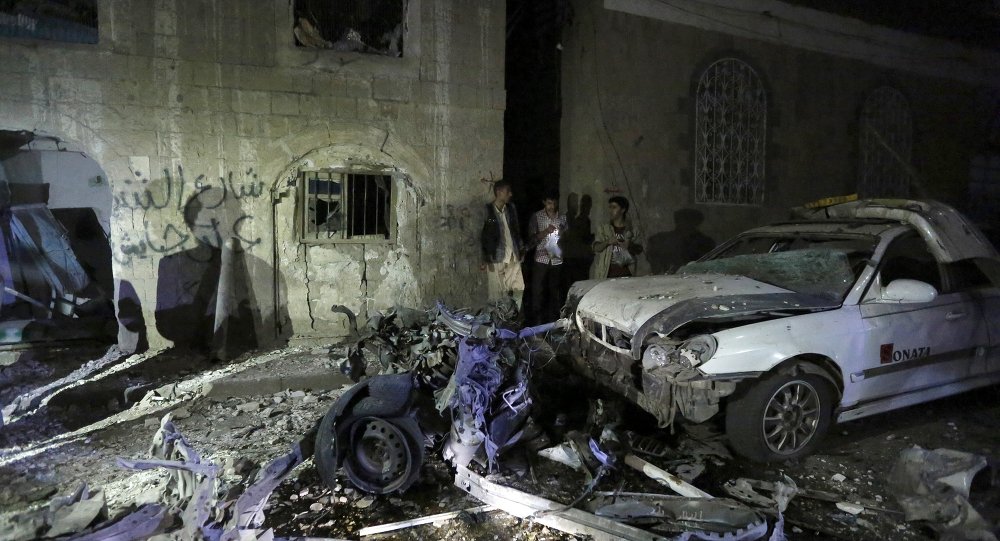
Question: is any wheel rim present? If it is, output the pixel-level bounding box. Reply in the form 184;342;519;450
344;417;413;493
761;380;821;455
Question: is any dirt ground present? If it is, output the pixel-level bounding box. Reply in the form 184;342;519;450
1;342;998;540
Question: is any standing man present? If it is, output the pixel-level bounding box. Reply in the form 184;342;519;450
480;179;525;309
527;190;568;324
591;196;643;279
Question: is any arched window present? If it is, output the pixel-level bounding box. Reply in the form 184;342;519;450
695;58;767;205
859;86;912;197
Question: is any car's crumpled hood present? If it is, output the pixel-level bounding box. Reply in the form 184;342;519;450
576;273;835;335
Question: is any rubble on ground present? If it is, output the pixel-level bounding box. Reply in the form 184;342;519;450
0;302;997;540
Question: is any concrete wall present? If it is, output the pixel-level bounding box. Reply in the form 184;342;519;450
561;0;998;274
0;0;506;349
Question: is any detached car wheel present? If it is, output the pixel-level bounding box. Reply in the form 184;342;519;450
342;415;423;494
725;373;834;462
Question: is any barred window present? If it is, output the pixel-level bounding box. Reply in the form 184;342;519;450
695;58;767;206
293;0;406;57
859;86;913;197
0;1;98;44
299;170;395;243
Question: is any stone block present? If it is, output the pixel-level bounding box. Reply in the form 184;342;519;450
103;79;142;105
47;77;103;104
236;113;265;137
270;92;300;116
239;65;303;94
373;76;414;102
134;32;156;58
314;74;372;99
178;38;216;62
490;86;506;110
206;87;233;112
263;116;291;139
232;90;270;114
298;94;331;116
0;48;32;74
329;97;358;119
419;60;449;83
178;109;214;134
210;114;237;136
0;73;30;101
154;34;180;58
154;9;177;35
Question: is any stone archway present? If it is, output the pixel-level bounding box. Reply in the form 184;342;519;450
260;123;432;340
0;128;123;348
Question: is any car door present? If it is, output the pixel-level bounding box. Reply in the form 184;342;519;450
849;233;987;403
956;257;1000;376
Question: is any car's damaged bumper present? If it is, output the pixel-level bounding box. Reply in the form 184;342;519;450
568;320;746;427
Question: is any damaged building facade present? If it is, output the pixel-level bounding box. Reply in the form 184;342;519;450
560;0;1000;275
0;0;505;354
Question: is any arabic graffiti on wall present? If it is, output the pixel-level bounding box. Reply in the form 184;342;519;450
114;165;265;265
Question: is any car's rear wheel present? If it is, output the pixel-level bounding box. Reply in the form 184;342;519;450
725;372;835;462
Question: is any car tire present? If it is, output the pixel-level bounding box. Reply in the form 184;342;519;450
314;396;351;491
725;372;835;462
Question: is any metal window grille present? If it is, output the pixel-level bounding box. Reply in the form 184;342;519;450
695;58;767;206
300;170;394;243
859;86;912;198
0;1;98;44
293;0;406;57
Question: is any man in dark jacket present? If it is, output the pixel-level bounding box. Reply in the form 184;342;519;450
480;179;524;308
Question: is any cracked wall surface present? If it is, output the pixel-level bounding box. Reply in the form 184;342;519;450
0;0;505;348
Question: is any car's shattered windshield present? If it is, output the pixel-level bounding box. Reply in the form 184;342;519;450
678;235;877;299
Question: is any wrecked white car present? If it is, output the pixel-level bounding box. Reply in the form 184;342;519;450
565;199;1000;462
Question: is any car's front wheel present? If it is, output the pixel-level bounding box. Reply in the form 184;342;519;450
725;372;835;462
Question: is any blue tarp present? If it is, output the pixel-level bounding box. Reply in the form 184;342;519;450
2;203;89;307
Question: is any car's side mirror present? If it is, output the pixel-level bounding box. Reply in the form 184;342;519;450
881;279;938;303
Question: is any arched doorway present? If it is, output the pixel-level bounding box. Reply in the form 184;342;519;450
0;129;117;347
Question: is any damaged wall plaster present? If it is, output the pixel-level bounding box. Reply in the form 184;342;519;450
0;0;506;349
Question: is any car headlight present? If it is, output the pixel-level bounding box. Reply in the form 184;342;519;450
679;335;717;367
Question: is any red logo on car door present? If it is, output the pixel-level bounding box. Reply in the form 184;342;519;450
880;343;893;364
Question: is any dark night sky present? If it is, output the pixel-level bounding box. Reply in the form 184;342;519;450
781;0;1000;49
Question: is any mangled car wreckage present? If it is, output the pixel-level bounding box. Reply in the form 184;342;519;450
564;199;1000;461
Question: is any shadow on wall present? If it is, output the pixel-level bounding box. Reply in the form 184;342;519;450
154;187;289;360
561;192;594;288
647;208;716;275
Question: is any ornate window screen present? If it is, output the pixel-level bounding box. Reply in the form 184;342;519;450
695;58;767;205
859;86;912;197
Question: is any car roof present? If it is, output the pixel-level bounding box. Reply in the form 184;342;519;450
739;219;903;238
786;199;998;262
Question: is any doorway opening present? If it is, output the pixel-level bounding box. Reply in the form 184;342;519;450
0;129;116;348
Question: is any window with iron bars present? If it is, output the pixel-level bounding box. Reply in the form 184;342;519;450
694;58;767;206
299;170;395;244
0;0;98;44
858;86;912;198
292;0;406;57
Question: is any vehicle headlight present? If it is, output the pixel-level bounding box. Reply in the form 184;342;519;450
679;335;717;367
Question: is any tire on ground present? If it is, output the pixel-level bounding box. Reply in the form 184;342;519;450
314;401;346;490
725;371;836;462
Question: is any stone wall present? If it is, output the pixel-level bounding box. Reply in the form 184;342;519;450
0;0;506;349
560;0;998;274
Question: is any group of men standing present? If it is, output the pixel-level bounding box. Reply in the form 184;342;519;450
480;179;631;325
